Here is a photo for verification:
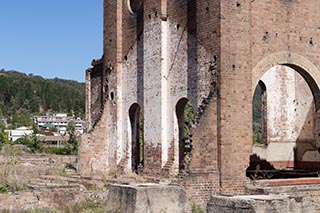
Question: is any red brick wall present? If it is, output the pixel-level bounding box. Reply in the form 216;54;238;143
218;0;252;195
80;0;320;207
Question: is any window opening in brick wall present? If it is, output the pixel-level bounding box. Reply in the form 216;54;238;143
252;80;267;146
176;98;194;171
127;0;143;15
129;103;144;173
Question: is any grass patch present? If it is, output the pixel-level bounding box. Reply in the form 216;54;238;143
85;184;97;191
192;204;205;213
44;147;68;155
0;186;8;194
103;182;110;190
0;200;106;213
1;144;25;156
0;209;53;213
57;199;106;213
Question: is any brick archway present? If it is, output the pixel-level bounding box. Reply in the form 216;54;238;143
252;52;320;111
250;52;320;173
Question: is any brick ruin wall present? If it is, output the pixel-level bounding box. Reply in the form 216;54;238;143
79;0;320;206
253;65;320;169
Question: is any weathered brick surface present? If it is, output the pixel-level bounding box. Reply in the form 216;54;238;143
207;195;316;213
0;154;76;177
248;179;320;211
252;65;320;169
79;0;320;207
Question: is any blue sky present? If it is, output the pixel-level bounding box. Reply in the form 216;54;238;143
0;0;103;82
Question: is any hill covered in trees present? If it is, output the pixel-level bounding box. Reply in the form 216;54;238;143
0;69;85;126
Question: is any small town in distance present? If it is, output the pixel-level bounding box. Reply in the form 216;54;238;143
6;113;84;147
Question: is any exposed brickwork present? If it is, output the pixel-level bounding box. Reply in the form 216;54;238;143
253;65;320;170
248;179;320;211
79;0;320;207
86;58;104;129
207;194;316;213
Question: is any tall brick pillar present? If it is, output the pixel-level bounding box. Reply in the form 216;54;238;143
142;0;168;175
219;0;252;194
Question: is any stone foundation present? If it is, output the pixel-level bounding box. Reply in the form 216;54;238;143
106;183;189;213
207;195;315;213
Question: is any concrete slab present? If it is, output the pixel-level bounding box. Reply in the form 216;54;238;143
106;183;189;213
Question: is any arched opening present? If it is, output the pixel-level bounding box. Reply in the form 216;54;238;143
248;64;320;179
175;98;194;171
129;103;144;172
127;0;143;14
253;80;267;146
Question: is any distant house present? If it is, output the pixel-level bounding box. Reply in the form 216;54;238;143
54;113;68;117
7;126;33;142
6;125;73;147
74;118;84;134
38;135;70;147
33;113;84;135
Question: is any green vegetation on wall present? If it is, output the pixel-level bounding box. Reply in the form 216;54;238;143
183;101;194;139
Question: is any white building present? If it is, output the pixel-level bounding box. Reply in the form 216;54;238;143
7;126;33;142
33;113;84;135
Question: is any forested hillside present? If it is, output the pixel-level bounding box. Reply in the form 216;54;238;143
0;69;85;122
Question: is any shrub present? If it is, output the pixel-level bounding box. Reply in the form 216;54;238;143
21;133;44;153
45;147;67;155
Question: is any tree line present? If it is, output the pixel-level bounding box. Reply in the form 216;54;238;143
0;69;85;127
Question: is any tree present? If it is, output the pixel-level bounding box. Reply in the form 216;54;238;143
10;110;33;128
0;122;9;146
31;122;40;134
64;121;78;155
20;132;44;153
0;69;85;121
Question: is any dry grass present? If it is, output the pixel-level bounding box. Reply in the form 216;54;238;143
0;145;69;193
0;146;28;193
0;200;107;212
0;147;106;212
56;199;107;213
0;159;27;192
44;157;66;176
